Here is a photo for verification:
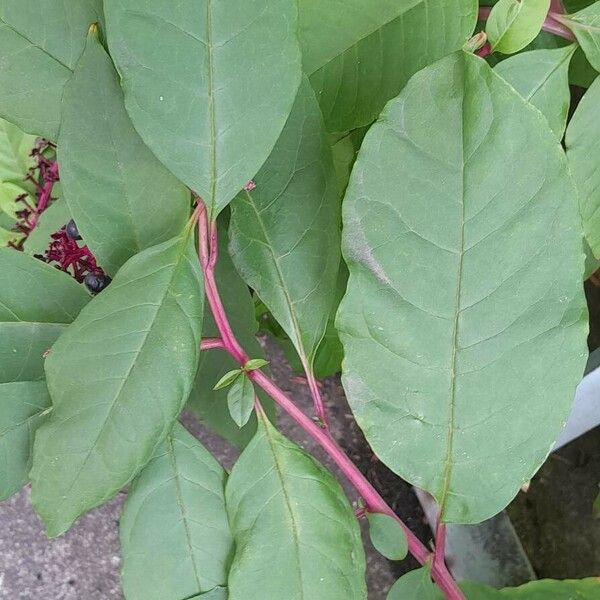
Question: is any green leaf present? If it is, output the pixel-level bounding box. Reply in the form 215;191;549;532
584;239;600;279
30;231;204;536
0;382;50;501
243;358;269;371
213;369;242;391
187;221;272;448
0;117;36;187
486;0;550;54
0;182;33;220
0;0;103;140
58;30;190;276
556;3;600;71
120;423;233;600
367;512;408;561
0;226;22;247
0;249;89;500
23;197;72;257
103;0;302;220
301;0;478;132
337;51;588;524
566;76;600;258
495;45;576;139
387;568;437;600
229;78;340;377
460;578;600;598
227;376;255;428
225;412;367;599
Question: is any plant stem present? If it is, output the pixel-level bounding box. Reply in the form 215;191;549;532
29;161;59;230
434;518;448;573
301;360;329;429
196;200;464;600
478;6;575;41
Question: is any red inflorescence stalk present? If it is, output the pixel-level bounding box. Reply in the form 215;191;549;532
195;198;465;600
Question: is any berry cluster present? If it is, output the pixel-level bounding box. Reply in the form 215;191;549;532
44;219;110;293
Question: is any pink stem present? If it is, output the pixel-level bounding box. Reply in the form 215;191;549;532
29;161;58;230
195;198;464;599
434;518;448;572
200;337;226;351
478;6;575;41
301;360;329;428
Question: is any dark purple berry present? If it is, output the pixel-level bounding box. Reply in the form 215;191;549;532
84;272;110;294
65;219;82;241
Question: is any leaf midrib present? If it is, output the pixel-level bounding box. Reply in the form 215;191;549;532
261;419;306;598
168;435;205;595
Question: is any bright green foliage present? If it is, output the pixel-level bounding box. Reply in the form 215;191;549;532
31;232;203;536
556;3;600;71
486;0;550;54
338;51;588;524
226;412;367;599
0;117;36;188
566;76;600;258
0;0;103;140
227;375;255;428
58;31;190;276
0;250;88;500
120;423;233;600
244;358;269;371
387;568;437;599
103;0;302;219
495;45;576;138
366;512;409;561
187;223;272;448
300;0;478;131
213;369;242;391
229;79;340;378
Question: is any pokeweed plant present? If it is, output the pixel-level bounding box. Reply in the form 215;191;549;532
1;1;600;599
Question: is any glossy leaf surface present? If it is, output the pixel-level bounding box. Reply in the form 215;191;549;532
300;0;478;131
338;51;588;524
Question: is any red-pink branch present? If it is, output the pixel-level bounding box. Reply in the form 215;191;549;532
195;198;464;600
478;6;575;42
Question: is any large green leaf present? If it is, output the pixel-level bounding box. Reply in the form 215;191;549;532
120;423;233;600
103;0;302;220
187;222;271;448
495;45;575;139
229;79;340;377
0;249;89;500
302;0;477;132
566;76;600;258
337;51;588;524
30;231;204;536
58;31;190;276
486;0;550;54
0;0;103;140
225;412;367;599
556;3;600;71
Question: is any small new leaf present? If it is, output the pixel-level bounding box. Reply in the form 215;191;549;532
213;369;242;391
367;512;408;561
243;358;269;371
387;568;436;600
227;376;255;428
486;0;550;54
